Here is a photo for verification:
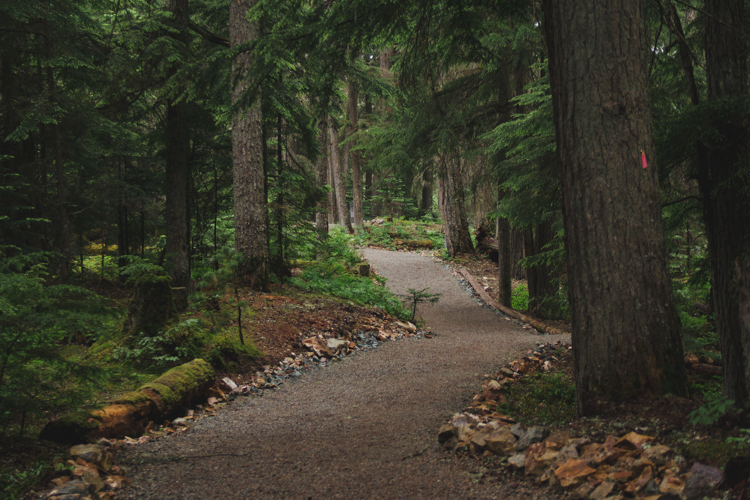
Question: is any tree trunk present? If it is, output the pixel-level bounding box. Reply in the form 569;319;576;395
230;0;269;290
525;220;557;318
438;154;473;256
315;126;329;244
164;0;190;294
348;83;364;227
543;0;688;415
42;17;70;278
327;114;353;234
421;165;433;213
497;213;512;308
696;0;750;404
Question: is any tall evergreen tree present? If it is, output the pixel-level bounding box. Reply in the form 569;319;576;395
542;0;688;414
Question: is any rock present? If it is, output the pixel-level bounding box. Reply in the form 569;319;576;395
302;337;332;357
590;480;616;500
104;475;130;490
555;443;580;465
545;430;571;448
508;453;526;469
470;433;487;452
484;428;517;456
69;445;112;472
516;426;548;451
525;442;559;477
683;462;723;500
326;338;348;352
218;377;237;392
84;472;105;492
47;479;91;497
642;444;670;465
554;459;597;489
500;367;515;378
438;424;455;444
614;431;653;450
623;465;653;496
487;379;505;391
570;481;595;500
395;321;417;333
509;423;526;439
72;459;99;479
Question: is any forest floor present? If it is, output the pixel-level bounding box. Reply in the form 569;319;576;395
7;237;750;499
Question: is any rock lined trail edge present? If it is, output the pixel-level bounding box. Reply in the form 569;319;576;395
120;249;570;499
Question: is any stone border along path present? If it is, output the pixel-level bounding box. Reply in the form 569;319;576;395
119;248;570;499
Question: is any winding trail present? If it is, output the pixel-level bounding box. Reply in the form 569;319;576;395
121;249;569;499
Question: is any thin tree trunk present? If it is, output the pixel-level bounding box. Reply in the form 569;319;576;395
43;17;70;278
696;0;750;404
348;83;364;227
315;126;329;244
327;114;353;234
543;0;688;415
497;211;512;308
420;165;433;213
230;0;269;290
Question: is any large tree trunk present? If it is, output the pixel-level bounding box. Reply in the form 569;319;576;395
230;0;269;290
438;154;473;256
43;18;70;278
543;0;688;415
420;165;433;213
348;83;364;227
164;0;190;295
327;114;354;234
696;0;750;404
315;126;329;244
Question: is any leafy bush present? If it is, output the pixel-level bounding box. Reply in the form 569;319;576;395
688;397;735;426
0;249;114;437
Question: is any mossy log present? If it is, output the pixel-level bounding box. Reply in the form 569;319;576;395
40;359;215;444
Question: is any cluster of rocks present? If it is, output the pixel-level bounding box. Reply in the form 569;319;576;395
440;415;726;499
43;443;128;500
251;319;427;390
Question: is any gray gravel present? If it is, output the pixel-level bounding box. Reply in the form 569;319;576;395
119;249;570;499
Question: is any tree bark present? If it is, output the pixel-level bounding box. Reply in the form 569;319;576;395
525;220;557;318
164;0;190;294
543;0;688;415
348;83;364;227
42;17;70;278
438;154;473;256
421;165;433;213
315;126;329;244
327;114;354;234
696;0;750;404
497;213;512;308
230;0;269;290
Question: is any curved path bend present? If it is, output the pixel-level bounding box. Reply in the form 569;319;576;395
121;249;570;499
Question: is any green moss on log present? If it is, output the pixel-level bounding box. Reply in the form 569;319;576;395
138;359;214;417
112;390;154;407
39;411;101;444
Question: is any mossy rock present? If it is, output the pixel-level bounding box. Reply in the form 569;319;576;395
125;272;177;336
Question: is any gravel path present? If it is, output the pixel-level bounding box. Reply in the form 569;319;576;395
120;249;570;499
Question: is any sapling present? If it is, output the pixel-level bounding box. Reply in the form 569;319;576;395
400;287;442;323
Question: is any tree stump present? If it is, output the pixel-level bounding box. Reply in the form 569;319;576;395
124;273;177;336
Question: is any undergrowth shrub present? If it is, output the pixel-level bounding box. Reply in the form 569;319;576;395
0;248;114;437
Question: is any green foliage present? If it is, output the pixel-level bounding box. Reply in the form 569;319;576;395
688;397;735;426
512;283;529;311
500;372;576;426
727;429;750;445
291;230;409;318
400;287;442;322
0;249;114;437
0;460;50;500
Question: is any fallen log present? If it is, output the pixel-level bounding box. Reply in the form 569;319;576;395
40;359;215;444
458;269;568;336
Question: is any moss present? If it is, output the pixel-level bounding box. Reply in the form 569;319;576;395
39;411;100;444
139;382;179;410
138;359;214;415
125;272;177;336
112;390;153;407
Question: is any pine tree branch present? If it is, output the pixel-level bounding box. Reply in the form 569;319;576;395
188;21;230;47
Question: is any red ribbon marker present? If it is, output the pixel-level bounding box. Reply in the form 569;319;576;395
641;150;648;169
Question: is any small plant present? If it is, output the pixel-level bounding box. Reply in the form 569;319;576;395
400;287;442;322
727;429;750;445
512;283;529;310
688;397;735;426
